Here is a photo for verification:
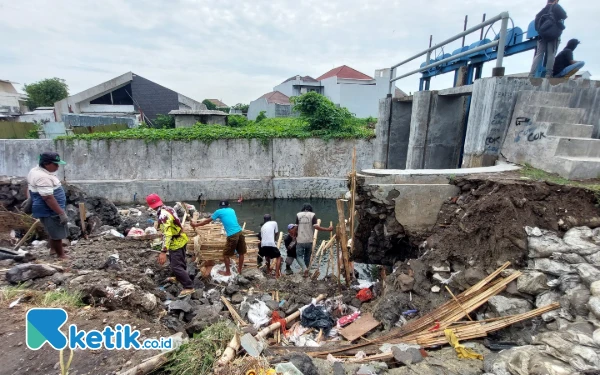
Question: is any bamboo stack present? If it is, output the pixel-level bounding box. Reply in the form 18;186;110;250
186;223;261;268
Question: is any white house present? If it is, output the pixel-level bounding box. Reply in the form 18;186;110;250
247;91;292;121
0;79;28;120
248;66;406;120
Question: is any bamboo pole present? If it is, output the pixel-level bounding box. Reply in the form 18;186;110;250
308;219;322;267
325;222;333;277
13;219;40;251
221;296;248;326
445;285;473;321
78;202;87;239
336;200;351;286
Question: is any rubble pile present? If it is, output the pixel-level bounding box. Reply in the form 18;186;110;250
0;176;27;209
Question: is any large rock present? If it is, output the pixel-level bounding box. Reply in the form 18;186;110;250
588;296;600;320
517;271;549;295
576;263;600;286
565;286;591;317
533;331;600;372
394;273;415;292
563;227;600;256
528;229;568;258
225;284;240;296
6;263;57;283
531;258;574;276
488;296;533;317
590;281;600;297
185;306;220;335
536;291;562;322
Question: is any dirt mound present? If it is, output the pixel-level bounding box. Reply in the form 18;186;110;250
423;176;600;270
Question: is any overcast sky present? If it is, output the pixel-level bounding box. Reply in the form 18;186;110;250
1;0;596;105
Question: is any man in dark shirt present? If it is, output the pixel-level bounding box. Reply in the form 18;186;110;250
529;0;568;78
553;39;585;78
284;224;298;275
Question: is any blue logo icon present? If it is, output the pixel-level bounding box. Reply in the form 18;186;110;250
26;308;68;350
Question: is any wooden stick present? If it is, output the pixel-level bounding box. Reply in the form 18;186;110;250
221;296;248;326
215;332;241;368
349;147;357;256
325;222;333;277
13;219;40;251
445;285;473;321
308;219;322;266
336;200;351;286
78;202;87;238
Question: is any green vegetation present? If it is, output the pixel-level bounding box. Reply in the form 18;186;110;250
202;99;217;110
231;103;249;114
255;110;267;123
292;91;352;131
0;286;84;309
154;114;175;129
24;77;69;109
165;322;235;375
57;116;374;145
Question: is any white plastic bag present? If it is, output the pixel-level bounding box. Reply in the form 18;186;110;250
144;227;158;235
210;263;238;284
247;300;271;329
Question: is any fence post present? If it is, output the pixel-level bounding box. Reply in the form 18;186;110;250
387;67;395;96
493;13;509;77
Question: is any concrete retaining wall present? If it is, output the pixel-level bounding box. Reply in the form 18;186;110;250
0;138;373;202
463;77;600;168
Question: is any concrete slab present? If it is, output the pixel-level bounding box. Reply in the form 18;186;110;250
556;157;600;180
555;138;600;158
437;85;474;96
533;106;586;124
361;164;521;178
547;123;594;138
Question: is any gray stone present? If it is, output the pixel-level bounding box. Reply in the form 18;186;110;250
391;346;423;365
531;258;574;276
237;276;251;286
517;271;549;295
536;291;562;322
225;284;240;296
169;300;192;313
6;263;57;283
211;301;224;314
231;293;244;304
589;296;600;320
464;267;487;286
288;353;319;375
265;300;280;311
395;273;415;292
332;362;346;375
576;263;600;286
565;286;591;316
590;281;600;297
261;293;273;302
488;296;532;317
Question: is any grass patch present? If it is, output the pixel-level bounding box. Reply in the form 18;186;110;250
55;117;375;145
165;321;235;375
0;286;84;309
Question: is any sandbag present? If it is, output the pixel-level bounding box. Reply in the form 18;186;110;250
588;296;600;320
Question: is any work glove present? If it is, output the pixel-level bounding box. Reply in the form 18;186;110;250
59;213;69;225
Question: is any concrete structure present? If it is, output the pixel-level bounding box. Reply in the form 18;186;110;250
18;107;55;123
54;72;205;126
247;91;292;121
0;79;28;119
248;66;407;121
359;164;519;233
374;77;600;173
169;110;228;127
0;138;373;203
501;91;600;179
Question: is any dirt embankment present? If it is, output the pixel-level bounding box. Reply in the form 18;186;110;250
425;176;600;270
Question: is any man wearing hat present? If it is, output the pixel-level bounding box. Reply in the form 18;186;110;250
27;152;69;259
146;194;195;297
553;39;585;78
191;200;246;276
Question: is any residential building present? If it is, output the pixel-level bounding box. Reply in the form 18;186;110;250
169;109;229;127
248;65;406;120
0;79;28;120
54;72;205;128
247;91;292;121
18;107;55;123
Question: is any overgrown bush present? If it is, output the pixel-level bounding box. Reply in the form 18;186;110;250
154;114;175;129
291;92;352;131
228;115;249;128
255;110;267;123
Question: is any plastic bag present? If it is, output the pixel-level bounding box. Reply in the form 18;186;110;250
127;228;145;237
352;279;375;290
210;263;238;284
144;227;158;235
301;304;335;334
248;300;271;329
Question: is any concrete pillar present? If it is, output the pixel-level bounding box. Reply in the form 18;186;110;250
387;99;413;169
373;96;392;169
405;91;434;169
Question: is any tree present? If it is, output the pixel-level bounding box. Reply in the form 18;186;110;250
154;114;175;129
24;78;69;109
202;99;217;110
291;92;352;131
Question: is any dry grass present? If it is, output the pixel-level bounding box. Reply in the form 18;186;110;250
0;286;84;309
216;356;274;375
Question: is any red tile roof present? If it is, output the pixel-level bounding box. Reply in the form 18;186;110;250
260;91;290;105
206;99;228;108
316;65;373;81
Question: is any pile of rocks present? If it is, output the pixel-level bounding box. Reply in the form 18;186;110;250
0;176;27;209
483;226;600;374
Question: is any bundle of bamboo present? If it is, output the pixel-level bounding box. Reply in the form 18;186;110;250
186;223;261;268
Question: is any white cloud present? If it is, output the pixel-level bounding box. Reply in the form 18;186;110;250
0;0;596;104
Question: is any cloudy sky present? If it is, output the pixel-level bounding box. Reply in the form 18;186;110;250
1;0;596;105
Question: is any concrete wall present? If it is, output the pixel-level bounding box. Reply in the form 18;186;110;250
247;98;268;121
463;77;600;168
339;82;378;118
174;115;226;127
0;138;373;202
62;114;136;128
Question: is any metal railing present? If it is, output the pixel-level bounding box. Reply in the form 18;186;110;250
388;11;510;94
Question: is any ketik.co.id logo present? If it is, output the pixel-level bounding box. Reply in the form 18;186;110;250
26;308;172;350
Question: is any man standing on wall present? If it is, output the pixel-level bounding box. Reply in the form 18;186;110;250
284;224;298;275
529;0;567;78
553;39;585;78
191;200;246;276
296;203;333;277
27;152;69;260
259;214;281;278
146;194;195;297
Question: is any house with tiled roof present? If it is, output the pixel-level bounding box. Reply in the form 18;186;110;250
204;99;229;110
248;65;405;120
247;91;292;120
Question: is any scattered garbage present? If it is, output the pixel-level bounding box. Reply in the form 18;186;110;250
338;311;360;327
352;279;376;290
274;362;303;375
127;227;145;237
109;229;124;238
247;300;271;329
210;263;238;284
301;304;336;334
